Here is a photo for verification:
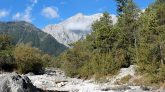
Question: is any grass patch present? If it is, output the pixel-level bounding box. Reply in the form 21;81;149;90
115;75;132;85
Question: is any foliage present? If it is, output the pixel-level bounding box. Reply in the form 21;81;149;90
0;34;53;74
0;34;15;72
13;43;48;74
60;40;91;77
88;12;114;53
57;0;165;85
115;0;140;65
58;12;128;78
136;1;165;85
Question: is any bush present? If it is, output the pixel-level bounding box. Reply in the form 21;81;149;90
90;53;119;78
60;47;121;79
14;43;44;74
0;34;54;74
60;50;83;77
0;34;16;72
0;56;16;72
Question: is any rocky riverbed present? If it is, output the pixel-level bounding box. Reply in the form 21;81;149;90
26;65;164;92
0;66;164;92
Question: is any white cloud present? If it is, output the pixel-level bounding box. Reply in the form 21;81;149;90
0;10;9;18
12;12;21;20
42;7;59;19
12;0;37;22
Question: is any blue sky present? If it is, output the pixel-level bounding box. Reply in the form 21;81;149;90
0;0;155;28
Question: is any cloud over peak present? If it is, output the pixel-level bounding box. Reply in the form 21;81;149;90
42;7;59;19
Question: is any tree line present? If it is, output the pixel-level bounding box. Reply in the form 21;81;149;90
56;0;165;85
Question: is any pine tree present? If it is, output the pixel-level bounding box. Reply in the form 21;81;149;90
115;0;128;15
156;0;165;4
87;12;114;53
152;2;165;65
136;1;165;84
115;0;140;66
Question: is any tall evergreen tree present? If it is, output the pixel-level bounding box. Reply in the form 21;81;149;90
115;0;140;65
115;0;128;15
87;12;114;53
139;1;165;66
135;1;165;84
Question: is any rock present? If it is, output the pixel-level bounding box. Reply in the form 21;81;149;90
37;88;69;92
26;72;35;76
56;82;66;87
0;72;39;92
140;85;151;91
101;85;131;91
109;65;136;85
157;89;165;92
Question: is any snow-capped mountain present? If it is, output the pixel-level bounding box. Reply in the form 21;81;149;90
43;13;117;47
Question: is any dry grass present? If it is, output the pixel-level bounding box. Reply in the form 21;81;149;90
115;75;132;85
131;74;162;89
159;82;165;90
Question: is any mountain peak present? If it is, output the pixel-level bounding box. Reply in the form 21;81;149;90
43;13;117;47
74;13;84;17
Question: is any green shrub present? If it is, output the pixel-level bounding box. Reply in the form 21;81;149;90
0;34;16;72
14;43;44;74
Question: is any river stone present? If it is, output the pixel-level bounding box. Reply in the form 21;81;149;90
0;72;38;92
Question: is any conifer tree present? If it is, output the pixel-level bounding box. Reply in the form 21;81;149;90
88;12;114;53
115;0;140;65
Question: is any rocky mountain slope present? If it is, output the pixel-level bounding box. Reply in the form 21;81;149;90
43;13;117;47
0;21;67;56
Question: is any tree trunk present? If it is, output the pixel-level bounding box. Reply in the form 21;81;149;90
159;43;164;65
134;27;139;63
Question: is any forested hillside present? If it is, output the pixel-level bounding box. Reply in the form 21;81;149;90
56;0;165;86
0;21;68;56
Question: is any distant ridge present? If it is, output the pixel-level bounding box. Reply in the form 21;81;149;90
0;21;68;56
